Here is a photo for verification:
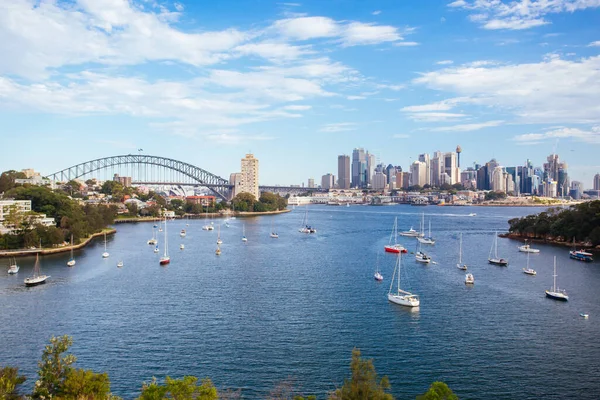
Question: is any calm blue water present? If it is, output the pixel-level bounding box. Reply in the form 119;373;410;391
1;205;599;399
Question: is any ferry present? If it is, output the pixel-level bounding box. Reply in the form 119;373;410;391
570;249;593;262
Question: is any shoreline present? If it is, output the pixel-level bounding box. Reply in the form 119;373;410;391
0;229;116;258
499;232;599;253
113;208;290;223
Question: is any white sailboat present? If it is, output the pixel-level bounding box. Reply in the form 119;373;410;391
270;220;279;238
8;257;19;274
415;240;431;264
488;232;508;266
299;206;316;233
180;244;185;250
217;224;223;244
545;256;568;301
374;252;383;281
457;233;467;270
417;217;435;245
117;261;124;268
242;224;248;242
384;217;406;254
522;250;537;275
154;244;159;253
215;245;221;255
388;254;420;307
67;235;76;267
24;254;49;286
465;273;475;285
159;216;170;265
147;226;157;245
399;226;421;237
518;242;540;253
102;232;109;258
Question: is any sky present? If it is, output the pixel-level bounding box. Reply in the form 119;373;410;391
1;0;599;188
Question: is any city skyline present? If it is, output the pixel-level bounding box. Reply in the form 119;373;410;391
1;0;599;186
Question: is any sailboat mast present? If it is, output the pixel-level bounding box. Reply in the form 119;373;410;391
495;232;498;258
459;233;462;264
428;220;431;237
553;256;557;291
397;254;401;292
164;216;168;257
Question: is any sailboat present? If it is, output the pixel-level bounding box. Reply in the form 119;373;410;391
518;242;539;253
270;220;279;238
242;224;248;242
569;238;593;262
415;240;431;264
147;226;157;245
374;253;383;281
202;206;211;230
465;273;474;285
154;244;159;253
387;254;420;307
67;235;76;267
522;250;536;275
417;217;435;245
180;244;185;250
180;229;186;238
159;216;170;265
457;233;467;270
545;256;568;301
215;245;221;255
488;232;508;266
384;217;407;254
158;220;163;232
117;261;124;268
24;254;49;286
217;224;223;244
399;226;421;237
102;232;109;258
299;207;316;233
7;257;19;274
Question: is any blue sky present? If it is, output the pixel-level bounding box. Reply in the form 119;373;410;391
1;0;599;187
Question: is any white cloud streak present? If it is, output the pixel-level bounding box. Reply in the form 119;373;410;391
514;126;600;144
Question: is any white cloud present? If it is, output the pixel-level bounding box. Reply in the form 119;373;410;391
372;10;382;15
347;95;366;100
514;126;600;144
273;16;339;40
400;98;465;112
436;60;454;65
342;22;401;46
406;112;468;122
588;41;600;47
413;55;600;124
319;122;357;132
234;42;313;61
429;120;504;132
449;0;600;30
393;41;420;47
282;105;312;111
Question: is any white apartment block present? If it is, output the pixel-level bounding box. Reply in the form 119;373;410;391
0;200;55;234
240;153;260;200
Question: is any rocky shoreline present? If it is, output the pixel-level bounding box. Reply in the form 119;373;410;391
499;232;599;253
0;229;117;258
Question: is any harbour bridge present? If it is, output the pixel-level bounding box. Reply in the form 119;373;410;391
46;154;322;200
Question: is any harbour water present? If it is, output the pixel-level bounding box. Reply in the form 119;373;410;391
1;205;599;399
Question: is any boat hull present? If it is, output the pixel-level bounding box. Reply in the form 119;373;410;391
545;290;568;301
523;268;536;275
8;267;19;274
569;251;593;262
465;274;474;284
24;276;48;287
488;259;508;266
159;258;170;265
374;273;383;281
384;245;407;254
388;293;420;307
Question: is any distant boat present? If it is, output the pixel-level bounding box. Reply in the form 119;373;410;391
180;229;186;238
465;273;475;285
569;238;593;262
180;244;185;250
270;221;279;238
8;257;19;274
217;224;223;244
154;244;159;253
102;232;109;258
215;245;221;255
346;203;350;208
388;254;419;307
399;226;422;237
518;243;540;253
147;226;157;245
24;254;49;286
159;216;170;265
417;216;435;245
580;313;589;319
374;252;383;281
522;249;537;275
117;261;124;268
545;256;568;301
457;233;467;270
67;234;76;267
468;213;477;217
299;207;316;233
488;232;508;266
242;224;248;242
384;217;407;254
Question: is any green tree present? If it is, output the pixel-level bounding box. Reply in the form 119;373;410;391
170;199;184;210
65;180;82;194
0;170;27;193
232;193;256;212
33;335;77;399
329;348;393;400
126;202;139;216
138;376;218;400
62;369;112;400
100;180;119;195
416;382;458;400
0;366;26;400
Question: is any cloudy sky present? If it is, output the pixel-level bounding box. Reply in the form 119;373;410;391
1;0;599;187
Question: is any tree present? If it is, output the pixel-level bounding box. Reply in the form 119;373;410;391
232;193;256;212
439;183;453;191
416;382;458;400
0;366;26;400
138;376;218;400
62;369;111;400
65;180;82;194
329;348;393;400
33;335;77;399
170;199;184;210
101;180;120;195
126;202;139;216
0;170;27;193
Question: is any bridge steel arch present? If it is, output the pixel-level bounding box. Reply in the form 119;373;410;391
46;154;231;200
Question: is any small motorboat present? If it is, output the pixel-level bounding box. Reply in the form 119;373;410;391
270;232;279;238
518;244;540;253
465;273;474;285
117;261;124;268
8;258;19;274
215;247;221;255
180;229;186;237
415;251;431;264
180;244;185;250
580;313;589;319
468;213;477;217
374;271;383;281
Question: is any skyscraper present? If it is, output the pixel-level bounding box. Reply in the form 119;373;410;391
443;152;458;184
410;161;427;187
594;173;600;191
337;155;350;189
351;148;366;188
430;152;442;187
321;173;335;190
418;153;431;186
366;152;376;187
308;178;315;188
239;153;259;199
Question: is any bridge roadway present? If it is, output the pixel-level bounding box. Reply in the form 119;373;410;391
133;182;326;194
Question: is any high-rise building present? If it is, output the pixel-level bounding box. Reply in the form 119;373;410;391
443;152;458;184
239;153;259;199
594;173;600;191
491;166;505;192
321;173;335;190
308;178;315;188
366;152;376;187
337;155;350;189
544;154;568;197
418;153;431;186
430;152;442;187
372;171;387;191
570;181;583;200
351;148;366;188
410;161;427;187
